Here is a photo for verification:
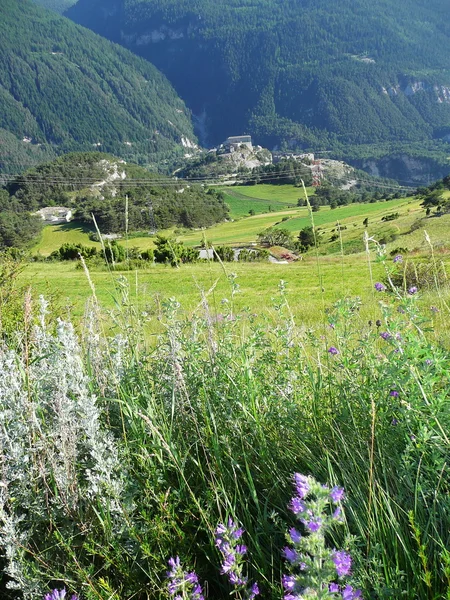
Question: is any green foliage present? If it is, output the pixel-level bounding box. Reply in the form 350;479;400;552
297;226;316;252
386;259;448;291
6;152;229;235
50;242;98;260
241;159;313;187
214;245;234;262
257;226;293;248
381;212;400;222
31;0;77;13
153;235;199;266
238;248;269;262
0;0;195;175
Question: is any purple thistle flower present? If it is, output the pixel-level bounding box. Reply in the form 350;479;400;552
328;346;339;355
289;496;306;515
374;282;386;292
332;551;352;577
389;390;399;397
330;486;345;503
380;331;391;340
283;546;299;563
408;286;418;295
341;585;363;599
293;473;310;498
393;255;403;263
289;527;302;543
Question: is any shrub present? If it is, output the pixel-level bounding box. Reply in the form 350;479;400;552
387;259;448;291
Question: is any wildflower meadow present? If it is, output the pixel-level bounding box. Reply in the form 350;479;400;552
0;242;449;600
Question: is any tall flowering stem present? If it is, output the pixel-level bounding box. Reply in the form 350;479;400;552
215;518;259;599
282;474;362;600
166;557;204;600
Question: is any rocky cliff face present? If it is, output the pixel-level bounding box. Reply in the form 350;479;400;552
352;155;450;185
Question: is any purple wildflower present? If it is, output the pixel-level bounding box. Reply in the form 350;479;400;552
221;552;236;574
329;582;340;593
425;359;433;366
330;486;345;503
391;418;399;426
333;506;343;521
293;473;310;498
393;255;403;263
282;575;296;591
289;496;306;515
374;282;386;292
328;346;339;355
380;331;391;340
289;527;302;543
283;546;299;563
302;516;322;532
44;591;78;600
341;585;363;599
215;520;259;599
166;557;205;600
389;390;399;397
408;286;418;295
332;551;352;577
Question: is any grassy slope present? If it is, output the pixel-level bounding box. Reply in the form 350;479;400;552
221;185;315;217
33;188;428;254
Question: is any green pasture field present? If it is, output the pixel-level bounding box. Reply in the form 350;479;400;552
20;254;450;338
26;184;450;329
221;184;315;217
33;192;432;257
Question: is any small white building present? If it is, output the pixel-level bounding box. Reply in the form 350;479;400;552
36;207;72;223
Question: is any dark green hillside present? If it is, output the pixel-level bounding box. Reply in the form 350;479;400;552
0;0;197;175
31;0;77;13
68;0;450;157
7;152;229;233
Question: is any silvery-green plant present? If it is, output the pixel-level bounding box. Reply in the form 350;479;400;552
0;297;125;596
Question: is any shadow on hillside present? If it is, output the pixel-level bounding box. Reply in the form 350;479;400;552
52;220;94;235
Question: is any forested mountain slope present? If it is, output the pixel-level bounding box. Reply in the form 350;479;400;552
31;0;77;13
67;0;450;155
6;152;229;236
0;0;197;175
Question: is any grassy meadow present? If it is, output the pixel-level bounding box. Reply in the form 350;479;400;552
26;184;450;332
2;240;450;599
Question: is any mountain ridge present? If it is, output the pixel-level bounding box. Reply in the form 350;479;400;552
0;0;197;175
66;0;450;156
